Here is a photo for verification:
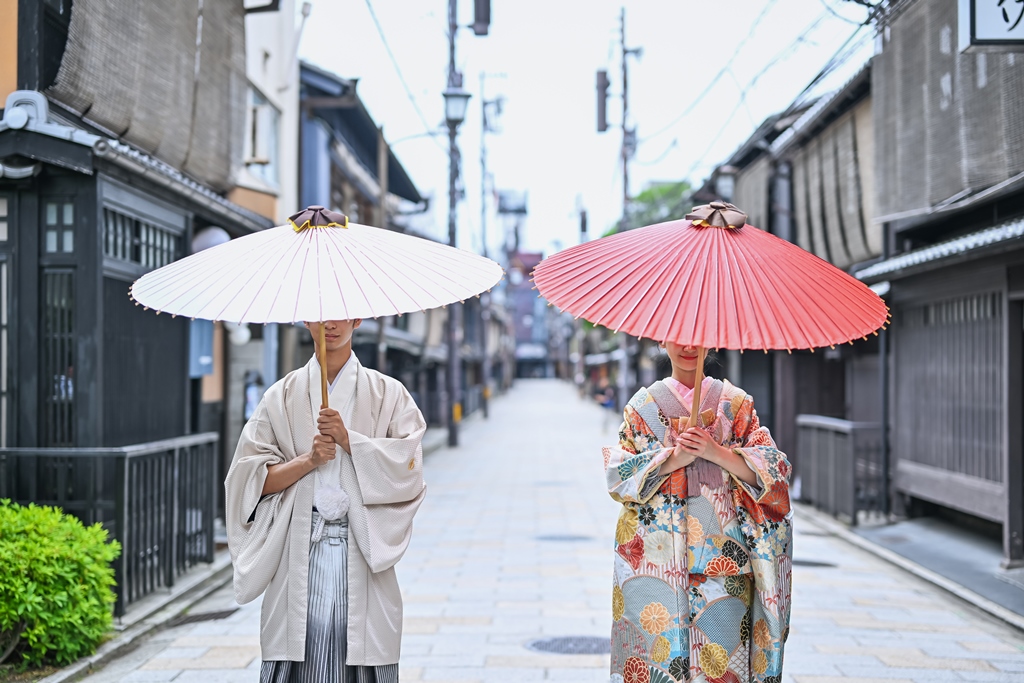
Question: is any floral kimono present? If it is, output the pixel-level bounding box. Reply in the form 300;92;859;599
604;376;792;683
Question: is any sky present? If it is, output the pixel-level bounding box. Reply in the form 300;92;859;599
299;0;874;257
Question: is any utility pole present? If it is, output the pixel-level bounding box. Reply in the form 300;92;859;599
376;125;389;374
479;72;504;419
480;72;491;419
446;0;463;447
620;7;641;217
618;7;641;412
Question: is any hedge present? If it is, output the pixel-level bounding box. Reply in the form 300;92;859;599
0;500;120;667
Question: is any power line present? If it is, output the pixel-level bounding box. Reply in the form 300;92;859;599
639;0;782;144
817;0;868;25
363;0;446;152
683;21;870;183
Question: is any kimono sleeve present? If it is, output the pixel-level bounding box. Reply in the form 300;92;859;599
730;393;793;679
224;398;291;604
346;387;426;506
604;403;670;505
728;394;792;522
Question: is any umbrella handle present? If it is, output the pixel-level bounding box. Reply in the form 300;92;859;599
686;347;707;429
319;323;329;409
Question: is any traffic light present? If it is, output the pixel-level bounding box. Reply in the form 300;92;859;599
473;0;490;36
596;70;610;132
580;209;588;237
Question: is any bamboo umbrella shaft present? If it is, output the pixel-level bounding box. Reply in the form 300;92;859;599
686;347;707;429
319;322;329;409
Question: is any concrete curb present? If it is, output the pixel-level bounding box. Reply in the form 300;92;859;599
38;555;235;683
796;502;1024;633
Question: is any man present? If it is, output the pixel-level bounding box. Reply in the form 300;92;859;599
225;319;426;683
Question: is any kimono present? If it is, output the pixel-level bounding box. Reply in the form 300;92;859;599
605;377;792;683
225;355;426;672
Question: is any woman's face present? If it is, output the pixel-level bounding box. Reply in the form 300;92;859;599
664;342;701;373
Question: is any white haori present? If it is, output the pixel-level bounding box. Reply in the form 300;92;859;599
225;354;427;664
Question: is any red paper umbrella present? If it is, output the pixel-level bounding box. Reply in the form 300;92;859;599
533;202;889;424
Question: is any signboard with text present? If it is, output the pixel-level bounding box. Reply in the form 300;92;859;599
960;0;1024;52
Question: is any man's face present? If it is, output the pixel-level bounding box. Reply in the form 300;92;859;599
304;319;362;351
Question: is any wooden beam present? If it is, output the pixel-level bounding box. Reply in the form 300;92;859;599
895;460;1004;522
302;95;358;111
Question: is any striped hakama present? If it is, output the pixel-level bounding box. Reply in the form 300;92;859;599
260;513;399;683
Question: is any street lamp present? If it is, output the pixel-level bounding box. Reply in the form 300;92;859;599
444;77;471;447
443;85;471;126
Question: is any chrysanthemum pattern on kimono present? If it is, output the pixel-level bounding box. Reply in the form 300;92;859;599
604;378;792;683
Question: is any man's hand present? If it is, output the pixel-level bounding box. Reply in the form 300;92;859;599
317;408;351;453
309;433;337;467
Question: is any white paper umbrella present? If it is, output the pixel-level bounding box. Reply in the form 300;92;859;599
130;206;503;403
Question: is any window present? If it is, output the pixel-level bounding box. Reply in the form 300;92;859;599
0;197;7;242
0;260;7;447
44;200;74;253
103;208;182;270
245;86;280;187
42;270;75;446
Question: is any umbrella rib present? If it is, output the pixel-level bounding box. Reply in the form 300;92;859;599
723;230;770;349
208;233;309;322
256;232;316;323
233;235;309;322
733;232;828;348
135;228;283;293
325;232;378;317
161;232;294;319
609;234;684;332
363;229;493;306
321;235;352;321
356;235;460;309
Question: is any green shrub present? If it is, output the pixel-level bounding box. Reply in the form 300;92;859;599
0;500;120;667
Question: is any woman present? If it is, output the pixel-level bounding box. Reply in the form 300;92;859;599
605;343;792;683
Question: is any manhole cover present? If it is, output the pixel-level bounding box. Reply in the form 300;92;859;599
166;608;238;628
526;636;610;655
536;534;594;542
792;559;837;568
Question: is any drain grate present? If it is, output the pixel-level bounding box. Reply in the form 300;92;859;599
792;559;837;568
166;608;239;628
536;534;594;542
526;636;611;655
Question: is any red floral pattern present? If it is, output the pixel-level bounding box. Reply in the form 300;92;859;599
704;555;740;577
623;656;650;683
617;535;645;571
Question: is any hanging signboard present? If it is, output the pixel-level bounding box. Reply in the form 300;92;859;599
960;0;1024;52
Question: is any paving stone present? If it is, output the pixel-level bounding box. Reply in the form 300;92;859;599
76;381;1024;683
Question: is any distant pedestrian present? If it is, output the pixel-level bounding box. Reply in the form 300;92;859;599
225;319;426;683
604;343;792;683
594;379;618;430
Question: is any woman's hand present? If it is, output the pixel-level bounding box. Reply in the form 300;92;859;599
675;427;731;462
317;408;351;453
309;433;337;467
676;427;760;487
659;427;699;474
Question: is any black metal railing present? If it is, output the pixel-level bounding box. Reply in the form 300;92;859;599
796;415;884;524
0;433;218;615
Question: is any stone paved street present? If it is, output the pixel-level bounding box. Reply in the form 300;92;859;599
80;379;1024;682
